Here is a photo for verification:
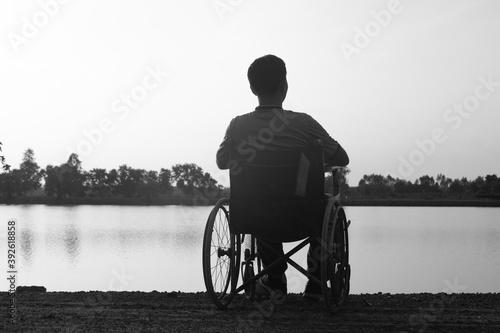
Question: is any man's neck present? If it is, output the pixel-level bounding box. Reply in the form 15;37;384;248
257;95;283;108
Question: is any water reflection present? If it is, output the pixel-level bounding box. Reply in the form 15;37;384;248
63;223;81;267
172;228;200;253
20;227;35;269
16;205;40;270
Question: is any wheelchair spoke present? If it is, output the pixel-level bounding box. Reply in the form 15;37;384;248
211;257;228;288
212;260;227;284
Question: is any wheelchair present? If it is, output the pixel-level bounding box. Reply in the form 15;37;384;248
202;144;351;314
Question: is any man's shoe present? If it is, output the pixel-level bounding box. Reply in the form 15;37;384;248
255;274;287;300
302;280;323;300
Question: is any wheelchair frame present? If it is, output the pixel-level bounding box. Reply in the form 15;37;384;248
202;152;351;314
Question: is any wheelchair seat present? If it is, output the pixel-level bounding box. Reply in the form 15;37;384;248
229;145;326;242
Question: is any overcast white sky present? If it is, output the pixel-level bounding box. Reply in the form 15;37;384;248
1;0;499;187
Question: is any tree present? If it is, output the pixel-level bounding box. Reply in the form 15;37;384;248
0;169;22;198
159;168;172;193
416;175;440;195
492;177;500;195
0;142;13;198
43;165;63;198
107;169;119;194
436;173;452;192
394;178;412;195
67;153;82;171
471;176;485;195
0;142;10;172
88;168;110;196
484;174;499;194
171;163;219;195
418;175;435;187
43;154;86;198
449;178;465;197
138;170;160;198
116;165;145;197
61;154;86;197
358;173;391;196
19;148;42;196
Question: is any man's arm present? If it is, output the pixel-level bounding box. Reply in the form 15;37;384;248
216;123;232;170
327;143;349;166
307;116;349;166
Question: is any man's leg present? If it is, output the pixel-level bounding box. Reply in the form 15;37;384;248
303;236;323;299
307;236;322;279
255;238;287;297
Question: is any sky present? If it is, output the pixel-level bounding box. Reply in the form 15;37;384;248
1;0;499;187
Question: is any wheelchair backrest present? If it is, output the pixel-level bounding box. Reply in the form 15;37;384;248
229;145;326;241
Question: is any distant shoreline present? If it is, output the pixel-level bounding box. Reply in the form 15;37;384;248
0;195;213;206
1;196;499;207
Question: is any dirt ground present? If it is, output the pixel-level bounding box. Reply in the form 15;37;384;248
1;291;499;332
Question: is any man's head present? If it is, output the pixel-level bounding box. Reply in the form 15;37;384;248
247;54;287;98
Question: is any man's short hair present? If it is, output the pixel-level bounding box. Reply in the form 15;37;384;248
247;55;287;96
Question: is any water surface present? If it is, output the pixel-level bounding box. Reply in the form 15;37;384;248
1;205;499;294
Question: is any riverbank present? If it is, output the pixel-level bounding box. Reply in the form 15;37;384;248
1;291;499;332
1;196;500;207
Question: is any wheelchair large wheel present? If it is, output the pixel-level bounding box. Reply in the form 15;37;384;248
321;201;350;313
202;198;241;309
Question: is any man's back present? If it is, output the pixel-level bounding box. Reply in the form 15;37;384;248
216;106;348;170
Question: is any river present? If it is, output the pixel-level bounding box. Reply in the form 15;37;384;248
1;204;499;294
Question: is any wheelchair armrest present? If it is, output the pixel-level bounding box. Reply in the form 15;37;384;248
324;165;343;198
324;165;344;173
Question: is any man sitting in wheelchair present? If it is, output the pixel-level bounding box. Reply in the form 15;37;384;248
216;54;349;300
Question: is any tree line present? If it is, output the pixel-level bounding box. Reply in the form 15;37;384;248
0;148;222;200
351;173;500;199
1;146;498;202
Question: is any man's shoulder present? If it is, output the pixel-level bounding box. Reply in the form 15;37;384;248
232;109;311;120
283;109;311;119
229;109;315;133
279;109;316;126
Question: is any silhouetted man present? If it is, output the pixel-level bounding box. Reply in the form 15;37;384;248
216;54;349;299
